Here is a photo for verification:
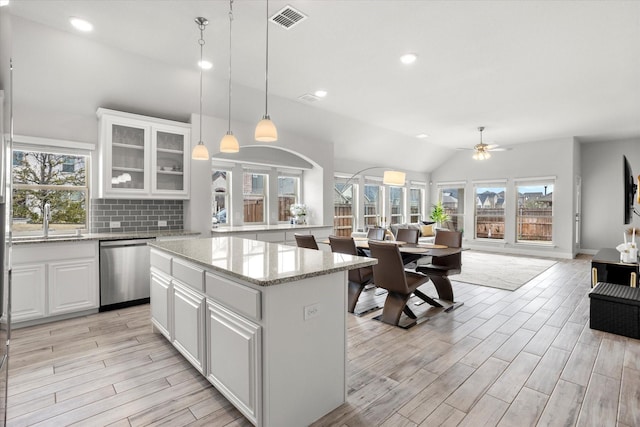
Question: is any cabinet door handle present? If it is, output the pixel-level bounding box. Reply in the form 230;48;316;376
592;267;598;288
632;272;637;288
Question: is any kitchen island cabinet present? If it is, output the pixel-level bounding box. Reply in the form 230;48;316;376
149;236;376;427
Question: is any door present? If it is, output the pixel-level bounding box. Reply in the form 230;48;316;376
172;281;205;373
48;258;98;315
11;263;46;322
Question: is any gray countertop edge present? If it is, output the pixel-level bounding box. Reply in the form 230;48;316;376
12;230;201;245
210;224;332;234
149;241;378;287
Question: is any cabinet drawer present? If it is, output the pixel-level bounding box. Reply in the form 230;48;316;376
205;273;261;321
150;249;172;275
173;258;205;292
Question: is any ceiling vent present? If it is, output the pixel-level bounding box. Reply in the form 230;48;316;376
270;5;307;30
298;93;320;103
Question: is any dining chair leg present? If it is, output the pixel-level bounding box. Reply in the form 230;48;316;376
377;292;410;326
429;276;455;302
347;281;365;313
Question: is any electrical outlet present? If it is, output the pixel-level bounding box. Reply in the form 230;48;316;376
158;220;167;227
109;221;121;228
304;303;320;320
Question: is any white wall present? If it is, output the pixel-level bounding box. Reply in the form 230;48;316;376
580;137;640;252
430;137;578;258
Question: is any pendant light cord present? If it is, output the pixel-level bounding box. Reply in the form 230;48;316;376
264;0;269;117
198;22;205;143
227;0;234;132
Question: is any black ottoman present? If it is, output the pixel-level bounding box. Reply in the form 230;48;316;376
589;282;640;339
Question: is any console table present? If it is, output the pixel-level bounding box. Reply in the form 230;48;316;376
591;248;638;288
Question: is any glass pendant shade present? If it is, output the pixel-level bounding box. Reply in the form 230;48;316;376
255;116;278;142
192;142;210;160
220;132;239;153
383;170;406;186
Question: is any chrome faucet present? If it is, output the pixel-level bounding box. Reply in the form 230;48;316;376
43;202;51;238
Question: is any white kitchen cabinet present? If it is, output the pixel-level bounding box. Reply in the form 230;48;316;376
206;300;261;425
150;269;172;340
172;280;206;373
97;108;190;199
12;263;46;322
12;241;99;325
48;258;98;316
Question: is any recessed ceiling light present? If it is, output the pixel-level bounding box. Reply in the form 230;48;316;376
314;89;328;98
0;1;10;7
69;17;93;32
416;133;429;139
400;53;418;65
198;60;213;70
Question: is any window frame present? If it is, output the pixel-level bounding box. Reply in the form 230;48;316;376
409;182;426;223
388;185;405;225
277;171;301;223
212;169;231;227
437;181;466;232
363;177;384;228
515;177;555;245
12;141;92;237
334;175;357;237
473;181;507;241
243;170;268;225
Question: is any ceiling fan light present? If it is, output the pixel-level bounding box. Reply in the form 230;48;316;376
220;132;240;153
255;116;278;142
383;170;406;186
192;142;210;160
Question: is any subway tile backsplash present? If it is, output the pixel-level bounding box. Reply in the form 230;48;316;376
91;199;184;233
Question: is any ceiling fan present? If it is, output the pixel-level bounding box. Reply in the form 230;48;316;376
457;126;509;160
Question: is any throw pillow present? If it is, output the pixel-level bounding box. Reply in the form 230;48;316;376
420;224;435;237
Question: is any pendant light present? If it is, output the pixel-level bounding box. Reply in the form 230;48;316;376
220;0;240;153
254;0;278;142
192;17;210;160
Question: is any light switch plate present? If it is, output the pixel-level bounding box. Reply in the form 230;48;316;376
158;220;167;227
109;221;120;228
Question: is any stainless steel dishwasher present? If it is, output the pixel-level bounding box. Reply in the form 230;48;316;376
99;238;155;311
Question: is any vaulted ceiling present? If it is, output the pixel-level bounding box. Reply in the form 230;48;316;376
7;1;640;173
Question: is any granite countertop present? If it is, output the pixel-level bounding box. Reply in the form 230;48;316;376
12;229;201;245
210;224;332;234
150;236;377;286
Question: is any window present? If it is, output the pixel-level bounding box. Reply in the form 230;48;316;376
243;172;267;224
409;184;425;223
438;184;465;232
389;186;405;225
364;179;383;228
516;180;554;244
278;175;300;222
334;176;356;236
474;183;506;240
12;150;88;235
212;170;230;226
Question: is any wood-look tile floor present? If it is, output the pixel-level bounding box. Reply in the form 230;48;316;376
7;255;640;426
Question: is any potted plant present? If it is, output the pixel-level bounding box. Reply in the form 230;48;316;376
430;201;450;229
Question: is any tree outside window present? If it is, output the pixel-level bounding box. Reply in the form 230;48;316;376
12;150;88;235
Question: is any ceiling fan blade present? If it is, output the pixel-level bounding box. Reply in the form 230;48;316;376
489;147;511;152
485;144;500;150
455;147;475;151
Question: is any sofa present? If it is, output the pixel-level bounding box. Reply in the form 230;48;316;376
352;222;437;244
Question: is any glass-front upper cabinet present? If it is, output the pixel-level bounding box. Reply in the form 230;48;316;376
97;108;190;199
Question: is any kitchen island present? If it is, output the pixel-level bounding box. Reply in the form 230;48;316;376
149;236;376;427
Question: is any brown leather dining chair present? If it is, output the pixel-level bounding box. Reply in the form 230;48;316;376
328;235;374;314
368;240;432;328
366;227;386;241
395;228;419;244
416;230;463;309
294;233;319;250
